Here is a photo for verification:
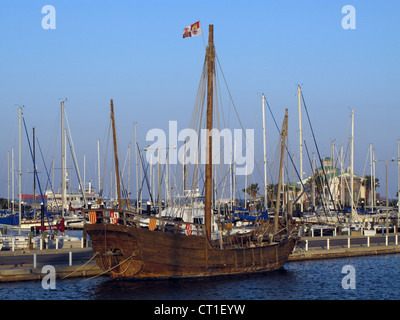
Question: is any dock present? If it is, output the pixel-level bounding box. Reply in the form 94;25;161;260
0;246;102;282
290;232;400;261
1;233;400;282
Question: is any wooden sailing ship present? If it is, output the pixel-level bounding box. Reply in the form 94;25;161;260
84;25;299;279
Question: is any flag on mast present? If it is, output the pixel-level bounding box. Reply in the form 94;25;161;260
183;21;202;38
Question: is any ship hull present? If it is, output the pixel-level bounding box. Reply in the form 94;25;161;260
85;223;298;280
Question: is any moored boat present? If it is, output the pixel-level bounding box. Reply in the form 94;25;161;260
84;24;299;280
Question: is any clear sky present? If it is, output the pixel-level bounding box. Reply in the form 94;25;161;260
1;0;399;201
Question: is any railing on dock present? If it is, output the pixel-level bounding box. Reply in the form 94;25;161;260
297;234;400;252
83;208;206;237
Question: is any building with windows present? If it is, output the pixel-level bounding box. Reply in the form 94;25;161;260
301;157;365;211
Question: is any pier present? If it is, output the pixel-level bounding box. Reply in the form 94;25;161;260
290;232;400;261
0;246;101;282
1;232;400;282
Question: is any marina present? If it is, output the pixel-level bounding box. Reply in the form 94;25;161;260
1;1;400;301
1;231;400;282
0;244;400;301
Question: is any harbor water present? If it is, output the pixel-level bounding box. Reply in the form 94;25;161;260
1;253;399;300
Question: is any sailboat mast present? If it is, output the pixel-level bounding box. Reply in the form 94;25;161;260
7;151;10;212
134;123;139;211
370;143;373;213
350;109;354;220
262;94;267;211
205;24;215;241
110;99;122;210
298;85;303;213
398;140;400;226
97;139;101;200
18;106;22;235
33;127;36;212
12;148;14;215
61;100;66;218
274;109;288;234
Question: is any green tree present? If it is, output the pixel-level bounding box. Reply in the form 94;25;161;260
363;175;380;205
305;172;324;194
0;198;8;209
242;183;260;200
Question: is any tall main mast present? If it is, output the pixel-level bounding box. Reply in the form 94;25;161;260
110;99;122;211
205;25;215;242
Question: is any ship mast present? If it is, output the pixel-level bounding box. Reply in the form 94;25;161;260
110;99;122;211
274;109;288;234
205;25;215;242
61;100;66;218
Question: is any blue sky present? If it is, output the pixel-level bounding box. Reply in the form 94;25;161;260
1;0;400;200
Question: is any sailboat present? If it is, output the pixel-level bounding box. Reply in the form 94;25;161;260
84;25;299;279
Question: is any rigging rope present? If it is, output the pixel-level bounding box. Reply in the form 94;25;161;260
36;138;60;211
64;110;87;206
301;92;339;219
84;252;137;281
214;53;263;183
22;117;54;232
99;117;112;199
61;252;99;280
264;97;317;214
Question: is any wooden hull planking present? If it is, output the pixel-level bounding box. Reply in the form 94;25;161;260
85;223;297;279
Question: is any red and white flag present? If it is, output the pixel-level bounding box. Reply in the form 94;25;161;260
110;211;119;224
183;21;202;38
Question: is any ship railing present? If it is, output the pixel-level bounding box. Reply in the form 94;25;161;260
83;208;206;236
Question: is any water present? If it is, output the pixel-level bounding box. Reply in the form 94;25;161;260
1;254;399;300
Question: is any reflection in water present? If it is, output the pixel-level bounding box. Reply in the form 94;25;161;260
91;269;293;300
1;254;400;300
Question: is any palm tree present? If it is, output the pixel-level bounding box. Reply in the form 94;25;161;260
306;172;324;194
242;183;260;200
363;175;380;205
